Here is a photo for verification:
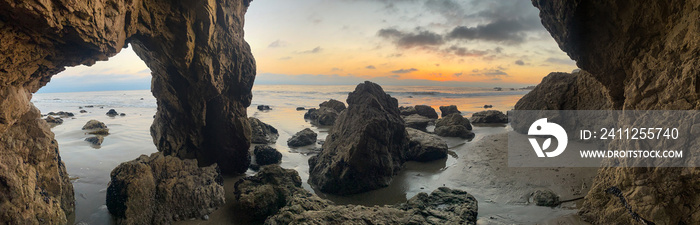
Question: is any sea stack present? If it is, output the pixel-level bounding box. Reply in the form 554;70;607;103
308;81;408;195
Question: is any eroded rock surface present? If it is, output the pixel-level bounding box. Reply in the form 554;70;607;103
303;99;346;126
470;110;508;124
287;128;317;147
434;113;474;139
439;105;461;117
106;152;225;225
514;71;612;111
533;0;700;224
308;81;409;195
249;117;279;144
406;128;448;162
235;165;478;225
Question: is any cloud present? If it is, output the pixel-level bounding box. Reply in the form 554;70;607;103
377;28;444;48
515;60;525;65
268;40;287;48
299;46;323;54
470;67;509;77
453;72;463;76
391;68;418;74
254;73;525;87
444;46;489;57
447;19;534;44
366;65;376;69
545;57;577;66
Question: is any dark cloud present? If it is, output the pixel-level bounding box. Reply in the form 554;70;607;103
515;60;525;65
299;46;323;54
470;68;509;77
377;28;444;48
444;46;489;57
268;40;287;48
391;68;418;74
366;65;376;69
447;18;534;44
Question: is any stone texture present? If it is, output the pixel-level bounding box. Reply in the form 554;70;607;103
406;128;448;162
82;120;107;130
286;128;317;147
249;117;279;144
233;165;478;225
533;0;700;224
85;136;104;146
439;105;461;117
470;110;508;123
414;105;438;119
303;99;346;126
254;145;282;166
0;0;255;222
530;189;560;207
308;81;409;195
106;152;225;225
44;115;63;124
514;71;612;111
106;109;119;117
403;114;433;131
434;113;474;139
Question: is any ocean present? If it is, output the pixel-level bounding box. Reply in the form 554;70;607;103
32;85;582;224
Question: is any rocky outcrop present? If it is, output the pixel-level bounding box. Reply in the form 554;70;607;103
257;105;272;111
45;115;63;125
85;136;104;146
514;71;612;111
82;120;107;130
434;114;474;139
254;145;282;166
249;117;279;144
0;0;255;222
106;109;119;117
530;189;560;207
234;165;478;225
533;0;700;224
303;99;346;126
286;128;317;147
470;110;508;123
414;105;439;119
106;152;225;225
406;128;448;162
403;114;433;131
308;81;408;195
47;111;74;117
439;105;461;117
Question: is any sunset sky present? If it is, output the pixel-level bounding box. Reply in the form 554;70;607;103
39;0;577;93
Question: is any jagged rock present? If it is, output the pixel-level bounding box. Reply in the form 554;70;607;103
514;71;612;111
234;165;478;225
82;120;107;130
249;117;279;144
254;145;282;166
258;105;272;111
399;106;417;116
439;105;461;117
85;136;104;146
287;128;317;147
470;110;508;123
414;105;438;119
106;152;225;225
403;114;433;131
47;111;74;117
303;99;346;126
106;109;119;117
308;81;408;195
45;115;63;124
533;1;700;224
530;189;560;207
406;128;448;162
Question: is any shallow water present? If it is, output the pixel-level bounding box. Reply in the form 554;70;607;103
30;85;590;225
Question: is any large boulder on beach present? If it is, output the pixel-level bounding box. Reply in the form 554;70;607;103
248;117;279;144
304;99;346;126
287;128;317;147
47;111;74;117
106;109;119;117
254;145;282;166
439;105;461;117
82;120;107;130
514;71;612;111
308;81;409;195
403;114;433;131
85;136;104;146
414;105;438;119
435;114;474;139
470;110;508;123
45;115;63;124
399;106;417;116
106;152;224;225
234;165;478;225
406;128;448;162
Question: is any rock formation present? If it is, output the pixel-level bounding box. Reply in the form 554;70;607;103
287;128;317;147
439;105;461;117
400;105;439;119
303;99;346;126
106;152;225;225
533;0;700;224
0;0;255;223
235;165;478;225
434;114;474;139
514;71;612;111
406;128;448;162
253;145;282;166
403;114;433;131
470;110;508;123
249;117;279;144
309;81;409;195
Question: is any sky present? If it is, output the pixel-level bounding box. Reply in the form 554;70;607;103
38;0;577;93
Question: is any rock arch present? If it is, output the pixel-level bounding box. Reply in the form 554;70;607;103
0;0;254;223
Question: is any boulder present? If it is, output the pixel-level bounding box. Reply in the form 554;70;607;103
85;136;104;146
399;106;417;116
106;152;225;225
406;128;448;162
257;105;272;111
287;128;317;147
47;111;74;117
414;105;438;119
45;115;63;124
88;128;110;135
82;120;107;130
403;114;433;131
308;81;408;195
80;110;87;113
234;165;478;225
470;110;508;123
119;113;126;116
254;145;282;166
106;109;119;117
530;189;560;207
434;126;475;139
436;113;473;130
439;105;461;117
303;99;346;126
319;99;346;113
248;117;279;144
514;71;612;111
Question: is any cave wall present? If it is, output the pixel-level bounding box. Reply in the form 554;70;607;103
533;0;700;224
0;0;255;223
